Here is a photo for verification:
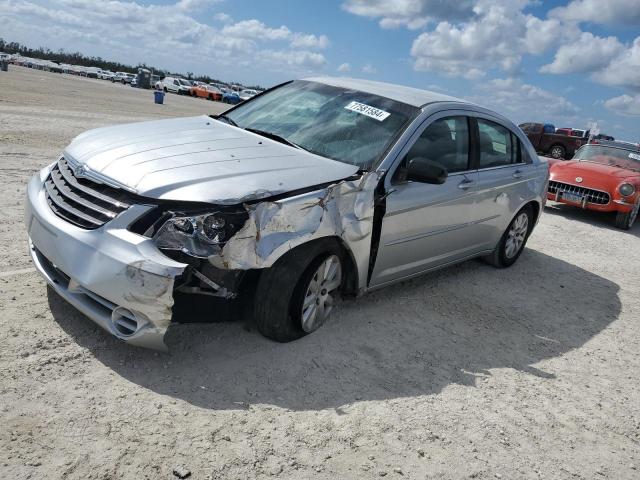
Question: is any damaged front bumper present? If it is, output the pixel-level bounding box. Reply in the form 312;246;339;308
25;167;187;351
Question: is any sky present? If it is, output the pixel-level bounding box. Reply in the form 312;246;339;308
1;0;639;140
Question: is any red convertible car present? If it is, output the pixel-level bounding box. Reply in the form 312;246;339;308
547;143;640;229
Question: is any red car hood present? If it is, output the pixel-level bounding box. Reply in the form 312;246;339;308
550;160;640;189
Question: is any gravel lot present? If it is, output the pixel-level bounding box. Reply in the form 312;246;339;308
1;66;639;480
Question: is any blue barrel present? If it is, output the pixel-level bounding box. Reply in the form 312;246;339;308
154;90;165;104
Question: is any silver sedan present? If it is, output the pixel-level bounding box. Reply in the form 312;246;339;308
25;77;548;350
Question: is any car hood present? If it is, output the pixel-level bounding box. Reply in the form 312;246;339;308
550;160;640;186
63;115;359;204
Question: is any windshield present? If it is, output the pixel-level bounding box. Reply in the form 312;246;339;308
223;80;418;169
574;145;640;171
178;79;190;86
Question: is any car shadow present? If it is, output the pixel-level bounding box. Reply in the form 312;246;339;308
544;203;640;237
48;248;621;411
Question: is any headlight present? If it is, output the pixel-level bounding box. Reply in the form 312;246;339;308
619;183;635;197
152;211;245;258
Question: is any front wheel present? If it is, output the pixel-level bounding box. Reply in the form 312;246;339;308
615;199;639;230
254;241;343;342
485;206;532;268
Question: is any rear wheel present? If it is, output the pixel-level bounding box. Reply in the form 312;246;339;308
254;241;343;342
615;198;639;230
549;145;565;159
485;206;532;268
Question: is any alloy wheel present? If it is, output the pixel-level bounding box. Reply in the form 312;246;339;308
505;212;529;259
551;146;564;159
301;255;342;333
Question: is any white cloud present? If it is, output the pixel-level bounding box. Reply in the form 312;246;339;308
290;33;330;50
549;0;640;26
175;0;222;12
221;19;291;41
604;94;640;116
540;32;625;74
259;50;327;68
591;37;640;90
341;0;476;29
469;78;580;125
337;62;351;73
409;0;578;78
362;63;377;74
0;0;330;79
213;12;232;23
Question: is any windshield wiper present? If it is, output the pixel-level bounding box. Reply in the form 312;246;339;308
216;114;238;127
244;128;308;151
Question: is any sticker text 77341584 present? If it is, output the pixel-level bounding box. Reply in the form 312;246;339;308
344;101;391;122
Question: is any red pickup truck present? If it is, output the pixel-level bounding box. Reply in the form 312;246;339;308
519;122;587;159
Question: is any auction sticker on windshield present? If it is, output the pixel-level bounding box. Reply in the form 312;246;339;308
345;101;390;121
629;153;640;161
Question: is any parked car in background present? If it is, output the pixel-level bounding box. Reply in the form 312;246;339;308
192;84;222;101
25;77;548;350
85;67;101;78
571;129;589;139
239;89;259;101
547;143;640;229
520;122;587;159
222;88;241;104
113;72;135;84
157;76;191;94
100;70;115;80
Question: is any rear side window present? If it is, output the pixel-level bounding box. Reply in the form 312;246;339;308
404;117;470;173
477;119;521;168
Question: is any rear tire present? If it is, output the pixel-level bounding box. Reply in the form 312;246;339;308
254;240;344;342
485;206;533;268
549;145;566;159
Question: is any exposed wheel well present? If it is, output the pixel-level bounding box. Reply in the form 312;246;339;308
251;236;359;297
527;200;541;224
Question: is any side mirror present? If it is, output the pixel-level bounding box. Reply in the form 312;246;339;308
406;157;448;184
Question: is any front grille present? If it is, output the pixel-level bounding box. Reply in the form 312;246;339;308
548;180;610;205
45;158;135;229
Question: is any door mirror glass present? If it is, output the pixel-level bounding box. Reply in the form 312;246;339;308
406;157;448;184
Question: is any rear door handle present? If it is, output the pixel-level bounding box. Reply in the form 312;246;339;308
512;169;523;179
458;179;475;190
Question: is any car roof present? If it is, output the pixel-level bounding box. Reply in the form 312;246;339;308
305;76;468;108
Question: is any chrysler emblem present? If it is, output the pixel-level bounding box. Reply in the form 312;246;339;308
74;165;88;178
575;176;583;183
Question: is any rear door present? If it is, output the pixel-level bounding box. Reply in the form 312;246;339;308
473;116;536;250
369;113;481;287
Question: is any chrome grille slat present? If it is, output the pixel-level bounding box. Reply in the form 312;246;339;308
57;158;131;209
548;181;610;205
49;168;117;219
44;179;104;227
44;158;136;229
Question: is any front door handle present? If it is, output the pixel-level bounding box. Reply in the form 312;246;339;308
513;169;524;179
458;178;475;190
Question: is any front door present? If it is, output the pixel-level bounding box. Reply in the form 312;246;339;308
370;115;480;287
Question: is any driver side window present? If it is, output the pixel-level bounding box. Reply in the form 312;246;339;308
402;117;470;178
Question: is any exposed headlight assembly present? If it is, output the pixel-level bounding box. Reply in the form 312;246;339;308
153;211;246;258
619;183;635;197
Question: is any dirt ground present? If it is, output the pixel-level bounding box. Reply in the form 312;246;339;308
1;66;639;480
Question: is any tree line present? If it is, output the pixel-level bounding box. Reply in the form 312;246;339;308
0;38;264;90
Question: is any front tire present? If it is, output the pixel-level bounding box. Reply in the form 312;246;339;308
254;241;344;342
615;199;639;230
485;206;532;268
